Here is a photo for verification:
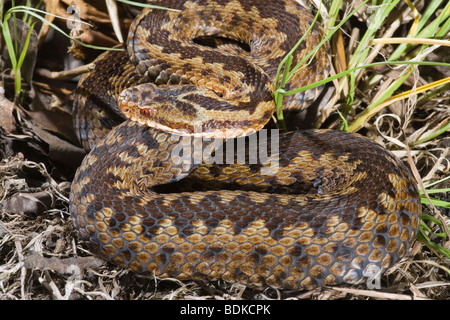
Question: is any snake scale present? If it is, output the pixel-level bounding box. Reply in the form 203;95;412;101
70;0;421;290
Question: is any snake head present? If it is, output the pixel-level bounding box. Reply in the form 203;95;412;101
119;85;159;120
118;83;208;137
119;83;272;139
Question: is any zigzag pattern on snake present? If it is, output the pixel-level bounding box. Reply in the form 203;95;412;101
70;0;421;290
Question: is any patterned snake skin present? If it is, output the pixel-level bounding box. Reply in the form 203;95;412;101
70;0;421;290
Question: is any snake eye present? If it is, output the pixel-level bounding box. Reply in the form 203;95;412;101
140;108;151;117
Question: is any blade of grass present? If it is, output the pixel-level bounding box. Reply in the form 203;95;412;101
371;38;450;46
274;0;370;129
15;21;36;93
2;4;123;96
347;0;401;76
12;0;19;55
325;0;342;36
424;176;450;189
389;1;450;61
273;4;324;131
282;61;450;96
421;188;450;196
412;119;450;146
421;197;450;208
2;10;18;70
277;0;369;90
116;0;181;11
422;213;450;225
417;230;450;259
4;6;123;51
348;75;450;132
274;4;324;91
420;221;448;239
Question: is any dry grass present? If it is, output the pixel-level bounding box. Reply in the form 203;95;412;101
0;0;449;300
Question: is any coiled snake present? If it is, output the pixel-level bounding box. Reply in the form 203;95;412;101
70;0;421;290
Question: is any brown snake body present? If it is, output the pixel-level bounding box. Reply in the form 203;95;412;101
70;0;421;290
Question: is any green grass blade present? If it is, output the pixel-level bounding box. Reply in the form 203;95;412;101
281;61;450;96
1;10;18;70
421;188;450;195
274;6;322;91
421;197;450;208
115;0;180;11
6;6;123;51
424;176;450;189
390;1;450;61
274;0;370;125
412;120;450;145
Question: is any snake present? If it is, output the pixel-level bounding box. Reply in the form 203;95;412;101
69;0;421;290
